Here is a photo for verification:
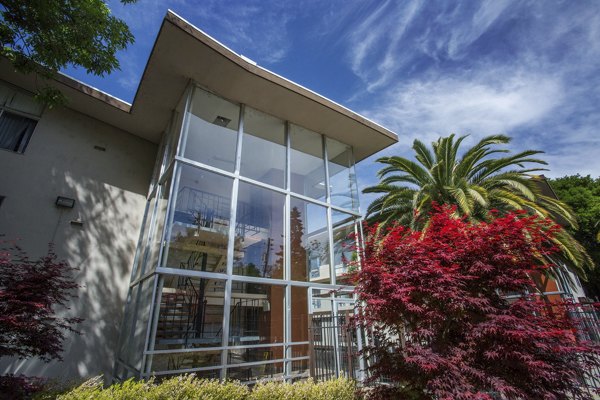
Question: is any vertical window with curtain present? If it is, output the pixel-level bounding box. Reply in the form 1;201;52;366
0;80;44;154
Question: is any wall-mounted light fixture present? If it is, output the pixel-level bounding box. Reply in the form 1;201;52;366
55;196;75;208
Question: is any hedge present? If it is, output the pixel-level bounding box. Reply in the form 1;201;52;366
56;375;357;400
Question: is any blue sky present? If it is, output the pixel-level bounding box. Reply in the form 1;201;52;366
64;1;600;211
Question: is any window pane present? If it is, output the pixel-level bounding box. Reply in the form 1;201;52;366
0;111;37;153
184;88;239;171
230;282;284;345
154;276;226;350
290;124;326;200
240;107;286;187
165;165;233;273
327;138;359;211
234;182;285;280
291;287;309;343
331;211;358;283
290;197;330;283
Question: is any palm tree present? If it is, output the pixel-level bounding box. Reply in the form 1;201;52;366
364;134;592;276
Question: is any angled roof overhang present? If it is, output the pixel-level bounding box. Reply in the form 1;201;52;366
0;10;398;161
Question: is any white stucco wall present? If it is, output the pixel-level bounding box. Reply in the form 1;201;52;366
0;106;157;382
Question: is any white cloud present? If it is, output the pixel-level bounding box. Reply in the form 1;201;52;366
347;1;422;91
363;69;564;141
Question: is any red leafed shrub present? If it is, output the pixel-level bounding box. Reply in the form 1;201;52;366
353;206;600;400
0;243;82;398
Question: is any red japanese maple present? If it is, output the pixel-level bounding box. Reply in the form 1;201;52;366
354;206;600;399
0;243;82;398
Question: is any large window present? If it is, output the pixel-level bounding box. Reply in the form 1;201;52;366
117;85;363;382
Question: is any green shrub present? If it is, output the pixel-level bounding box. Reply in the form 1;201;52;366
250;378;356;400
56;375;356;400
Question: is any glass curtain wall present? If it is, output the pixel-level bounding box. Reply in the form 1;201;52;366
114;84;363;383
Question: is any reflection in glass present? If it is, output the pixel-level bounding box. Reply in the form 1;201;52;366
228;345;284;367
184;88;239;171
154;276;225;350
165;165;233;273
151;350;222;372
234;182;285;279
156;369;220;380
240;107;286;187
290;197;330;283
230;283;284;345
331;211;358;283
291;287;309;343
308;289;337;381
227;361;284;382
289;344;310;377
290;124;326;200
327;138;358;211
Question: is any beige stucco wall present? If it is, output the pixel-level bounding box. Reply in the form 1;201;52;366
0;106;157;382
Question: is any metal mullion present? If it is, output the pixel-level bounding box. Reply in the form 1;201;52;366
287;340;310;346
142;275;164;378
112;282;139;379
284;122;292;380
285;285;292;379
352;219;366;381
285;193;292;380
288;192;360;217
157;266;351;290
175;156;237;179
157;162;182;269
327;207;336;286
139;274;160;379
175;83;194;157
137;184;163;277
156;160;175;189
127;194;155;287
157;267;228;281
354;291;366;382
225;358;286;369
147;342;286;356
152;365;223;377
322;134;331;204
331;295;342;378
285;121;291;190
129;269;158;288
349;145;360;214
235;104;245;174
220;103;245;380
